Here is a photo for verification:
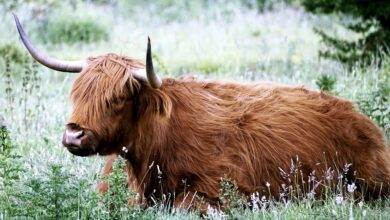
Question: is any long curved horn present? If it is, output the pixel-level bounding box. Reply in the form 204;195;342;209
13;13;84;73
146;37;162;88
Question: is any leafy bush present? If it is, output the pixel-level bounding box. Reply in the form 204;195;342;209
0;125;22;187
118;0;208;23
99;156;142;219
0;0;60;19
40;8;108;44
0;124;24;217
242;0;300;12
0;43;25;65
9;164;98;219
0;154;142;218
301;0;390;66
315;74;337;92
219;177;249;218
357;82;390;139
2;163;105;219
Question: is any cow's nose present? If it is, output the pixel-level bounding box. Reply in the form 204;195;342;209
63;128;85;147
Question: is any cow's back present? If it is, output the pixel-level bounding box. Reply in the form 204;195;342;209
138;79;390;202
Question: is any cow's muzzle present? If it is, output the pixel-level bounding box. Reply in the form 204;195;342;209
62;123;97;157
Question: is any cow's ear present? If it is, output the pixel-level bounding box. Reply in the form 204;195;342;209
136;88;172;119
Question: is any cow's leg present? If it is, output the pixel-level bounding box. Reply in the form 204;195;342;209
338;116;390;200
173;191;217;214
354;148;390;199
96;154;118;194
125;160;143;205
96;154;143;206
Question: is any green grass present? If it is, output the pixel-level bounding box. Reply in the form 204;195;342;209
0;0;389;219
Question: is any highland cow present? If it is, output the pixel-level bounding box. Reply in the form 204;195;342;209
14;14;390;211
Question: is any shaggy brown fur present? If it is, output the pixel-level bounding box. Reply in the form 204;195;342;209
68;53;390;210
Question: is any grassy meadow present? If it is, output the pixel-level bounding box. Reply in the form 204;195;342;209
0;0;389;219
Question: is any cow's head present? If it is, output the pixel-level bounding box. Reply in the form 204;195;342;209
13;14;164;157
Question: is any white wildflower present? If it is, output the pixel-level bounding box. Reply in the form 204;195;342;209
335;195;343;206
343;163;352;173
308;171;316;183
358;201;364;208
325;167;334;180
307;191;315;199
206;205;215;216
121;146;128;153
347;183;357;193
266;182;271;188
206;205;227;219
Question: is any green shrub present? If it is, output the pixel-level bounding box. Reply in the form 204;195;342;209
99;156;142;219
315;74;337;92
118;0;207;23
0;43;25;65
219;177;249;218
0;125;24;217
0;124;22;186
40;8;108;44
5;164;98;218
195;61;222;74
357;82;390;139
301;0;390;66
0;0;59;10
241;0;301;12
